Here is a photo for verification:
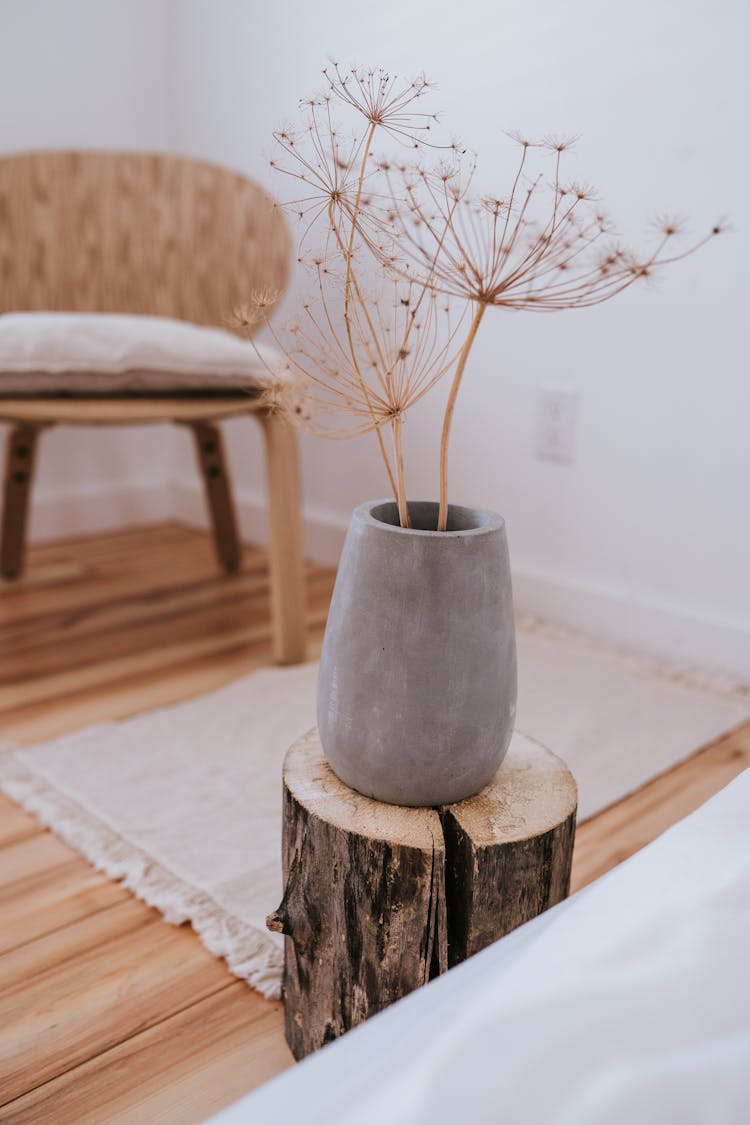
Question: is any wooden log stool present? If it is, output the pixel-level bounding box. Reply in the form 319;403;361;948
267;728;578;1059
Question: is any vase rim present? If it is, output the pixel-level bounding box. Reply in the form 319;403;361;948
355;499;505;538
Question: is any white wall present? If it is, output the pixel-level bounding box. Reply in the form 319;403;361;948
0;0;176;537
165;0;750;678
1;0;747;678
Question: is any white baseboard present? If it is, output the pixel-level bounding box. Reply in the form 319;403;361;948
512;568;750;685
25;478;750;685
177;481;749;682
29;480;173;543
171;480;349;567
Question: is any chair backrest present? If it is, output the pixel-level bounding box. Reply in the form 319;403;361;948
0;150;290;335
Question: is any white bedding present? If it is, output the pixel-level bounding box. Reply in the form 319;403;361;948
210;770;750;1125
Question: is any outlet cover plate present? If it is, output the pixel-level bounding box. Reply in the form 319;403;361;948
536;385;580;463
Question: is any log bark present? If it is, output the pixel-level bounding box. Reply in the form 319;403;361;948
269;728;576;1060
440;735;577;965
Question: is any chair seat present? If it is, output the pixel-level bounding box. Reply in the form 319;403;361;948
0;312;282;395
0;396;262;426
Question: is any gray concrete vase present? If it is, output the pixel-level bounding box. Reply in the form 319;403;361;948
317;499;517;806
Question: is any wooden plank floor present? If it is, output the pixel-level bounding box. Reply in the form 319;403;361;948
0;523;748;1123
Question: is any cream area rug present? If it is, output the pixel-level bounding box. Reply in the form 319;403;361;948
1;619;748;999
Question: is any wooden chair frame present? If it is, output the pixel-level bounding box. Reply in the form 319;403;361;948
0;151;306;664
0;397;306;664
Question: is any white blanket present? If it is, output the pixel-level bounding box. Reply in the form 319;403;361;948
210;770;750;1125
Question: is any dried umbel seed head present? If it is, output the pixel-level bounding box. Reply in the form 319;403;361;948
379;133;724;312
258;372;313;424
255;62;725;531
541;133;581;153
653;213;687;238
322;63;439;148
233;288;281;329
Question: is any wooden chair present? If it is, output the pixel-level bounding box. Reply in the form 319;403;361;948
0;150;306;664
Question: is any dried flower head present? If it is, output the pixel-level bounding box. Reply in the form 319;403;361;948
323;63;438;148
233;288;281;329
258;65;724;531
381;137;721;312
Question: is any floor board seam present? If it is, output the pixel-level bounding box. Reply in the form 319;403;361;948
0;978;241;1110
0;898;144;980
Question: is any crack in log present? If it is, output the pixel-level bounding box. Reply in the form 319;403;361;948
269;732;576;1059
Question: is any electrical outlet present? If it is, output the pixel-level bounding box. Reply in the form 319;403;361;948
536;385;580;463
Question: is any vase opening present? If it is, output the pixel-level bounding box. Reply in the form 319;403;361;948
369;500;491;533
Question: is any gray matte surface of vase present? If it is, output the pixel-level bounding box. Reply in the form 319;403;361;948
317;499;517;807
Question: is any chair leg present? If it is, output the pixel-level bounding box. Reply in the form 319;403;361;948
1;424;43;581
189;420;241;574
258;413;306;665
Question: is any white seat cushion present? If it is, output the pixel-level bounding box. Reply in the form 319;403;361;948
0;312;281;394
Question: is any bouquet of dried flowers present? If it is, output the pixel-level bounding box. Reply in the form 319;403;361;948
242;64;723;530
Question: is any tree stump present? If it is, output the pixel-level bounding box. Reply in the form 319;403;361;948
267;728;577;1060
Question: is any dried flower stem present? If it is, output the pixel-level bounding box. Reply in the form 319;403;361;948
344;122;375;318
262;69;464;525
330;122;402;501
437;302;486;531
391;416;411;528
329;196;400;500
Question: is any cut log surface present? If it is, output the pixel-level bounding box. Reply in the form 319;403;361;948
269;728;577;1059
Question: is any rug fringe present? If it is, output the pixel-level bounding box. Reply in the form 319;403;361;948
0;744;283;1000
